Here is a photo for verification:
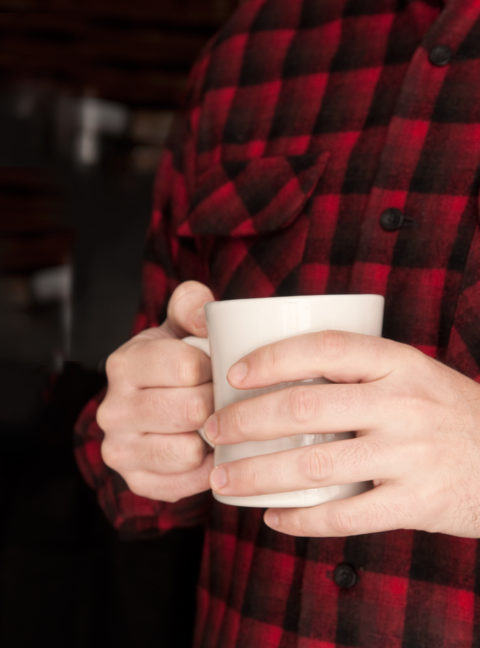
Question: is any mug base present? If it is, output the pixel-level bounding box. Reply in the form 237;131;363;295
213;480;371;508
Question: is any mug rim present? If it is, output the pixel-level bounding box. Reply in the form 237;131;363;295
205;293;384;312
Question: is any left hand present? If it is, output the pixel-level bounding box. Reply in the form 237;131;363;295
203;331;480;538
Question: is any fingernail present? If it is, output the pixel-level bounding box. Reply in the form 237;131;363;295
264;511;280;528
204;415;219;443
192;307;206;331
210;466;228;491
228;361;248;385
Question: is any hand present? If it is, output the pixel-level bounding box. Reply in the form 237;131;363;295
97;281;215;502
204;331;480;538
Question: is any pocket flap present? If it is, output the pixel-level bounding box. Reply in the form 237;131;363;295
175;151;330;237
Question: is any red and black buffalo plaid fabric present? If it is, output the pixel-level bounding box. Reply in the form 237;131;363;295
75;0;480;645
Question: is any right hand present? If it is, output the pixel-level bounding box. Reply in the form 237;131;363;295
97;281;215;502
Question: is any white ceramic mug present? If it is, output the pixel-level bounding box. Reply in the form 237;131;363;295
184;294;384;508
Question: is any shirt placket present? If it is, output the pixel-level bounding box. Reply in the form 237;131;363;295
349;0;480;307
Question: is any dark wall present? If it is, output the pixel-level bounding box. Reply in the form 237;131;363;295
0;1;237;107
0;3;237;647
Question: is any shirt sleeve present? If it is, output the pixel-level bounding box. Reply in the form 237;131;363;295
74;61;213;537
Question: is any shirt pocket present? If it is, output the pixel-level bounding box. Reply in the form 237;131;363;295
174;151;330;237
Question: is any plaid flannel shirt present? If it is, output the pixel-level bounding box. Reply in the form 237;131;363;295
75;0;480;645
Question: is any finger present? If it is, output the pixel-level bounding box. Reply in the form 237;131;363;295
227;330;418;388
106;335;212;390
124;453;214;502
263;483;417;537
98;383;213;435
204;382;380;445
103;431;210;474
166;280;215;338
209;437;403;496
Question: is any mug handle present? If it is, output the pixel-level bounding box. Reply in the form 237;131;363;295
182;336;213;446
182;335;210;356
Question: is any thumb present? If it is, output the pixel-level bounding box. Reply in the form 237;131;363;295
164;281;215;338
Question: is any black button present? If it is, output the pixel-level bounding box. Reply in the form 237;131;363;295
333;563;358;589
380;208;405;231
429;44;453;67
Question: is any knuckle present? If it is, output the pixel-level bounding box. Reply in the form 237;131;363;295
328;507;357;536
288;387;318;423
95;401;108;431
460;499;480;536
317;330;347;359
154;435;204;471
100;439;124;471
240;460;262;492
124;474;151;499
177;352;203;387
164;475;201;503
96;392;130;433
400;394;430;428
145;388;173;425
124;471;199;503
402;341;426;365
408;438;432;468
161;492;183;504
104;350;127;382
96;398;116;432
263;342;285;373
334;386;361;418
287;511;311;537
225;402;250;435
301;446;334;482
185;393;210;428
344;437;373;468
179;435;206;470
149;437;178;469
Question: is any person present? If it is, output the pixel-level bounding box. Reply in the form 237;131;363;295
75;0;480;645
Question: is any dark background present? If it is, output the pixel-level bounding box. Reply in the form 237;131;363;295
0;2;237;646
